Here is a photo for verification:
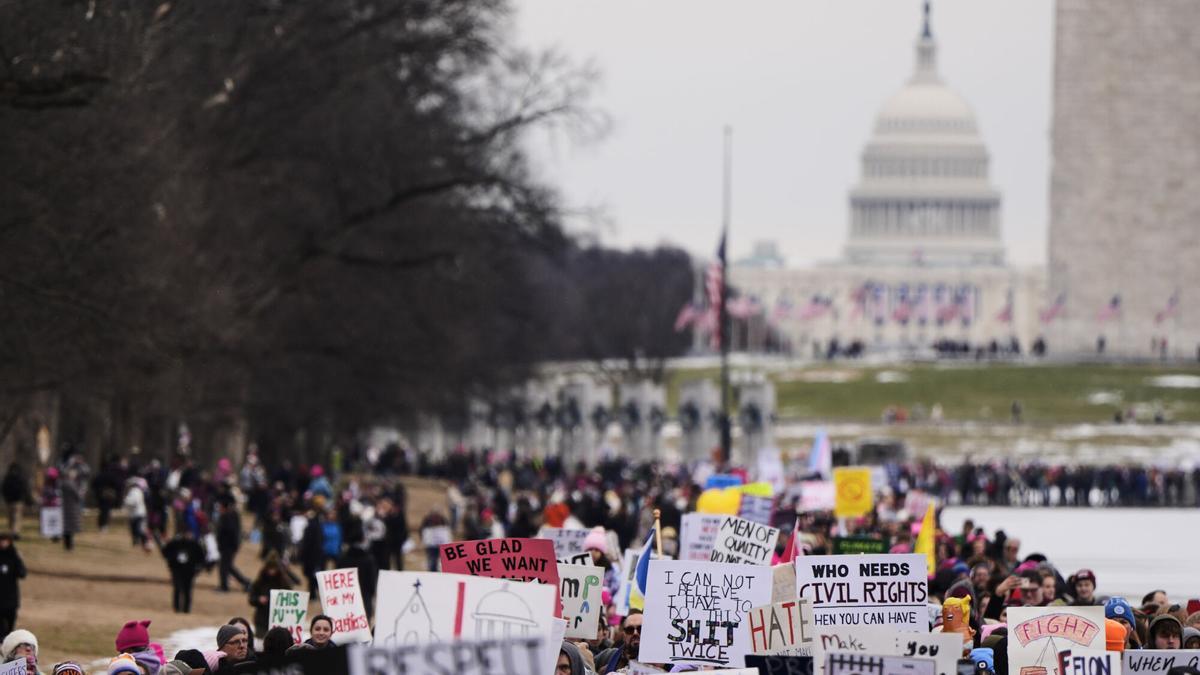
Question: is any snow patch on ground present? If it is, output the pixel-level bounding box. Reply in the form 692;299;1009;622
1148;375;1200;389
875;370;909;383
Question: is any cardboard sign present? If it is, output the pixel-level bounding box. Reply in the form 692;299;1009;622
747;654;816;675
744;599;816;656
1123;650;1200;675
813;628;962;675
826;652;936;675
833;468;873;518
800;481;836;512
39;506;63;539
536;527;590;557
558;562;602;639
710;515;781;565
269;589;310;643
0;658;27;675
1058;649;1121;675
316;568;372;643
680;513;724;561
832;537;889;556
773;563;798;603
372;570;557;667
347;636;544;675
1007;607;1106;675
795;554;928;631
638;560;774;668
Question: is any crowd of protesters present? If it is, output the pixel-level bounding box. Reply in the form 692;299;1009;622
0;444;1197;673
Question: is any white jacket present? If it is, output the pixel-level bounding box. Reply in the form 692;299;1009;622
123;485;147;519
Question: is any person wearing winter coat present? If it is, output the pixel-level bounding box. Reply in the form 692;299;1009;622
215;500;250;593
557;641;595;675
1;629;38;668
124;478;149;549
2;464;30;534
248;553;292;636
0;532;26;637
161;530;205;613
298;511;325;597
59;468;84;551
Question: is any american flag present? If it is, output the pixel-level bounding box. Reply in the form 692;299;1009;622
1039;293;1066;324
673;302;701;332
727;295;761;319
771;296;794;322
849;283;870;320
891;293;914;324
798;295;833;320
936;292;960;324
1096;294;1122;323
915;286;931;325
994;290;1014;324
1155;291;1181;324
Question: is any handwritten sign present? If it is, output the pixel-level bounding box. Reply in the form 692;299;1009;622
557;552;592;565
1123;650;1200;675
347;636;544;675
536;527;590;558
638;560;774;668
826;652;936;675
744;599;816;656
558;562;602;639
680;513;724;561
40;506;63;539
773;563;798;603
833;468;873;518
316;568;372;643
0;658;27;675
747;654;816;675
1007;607;1106;675
269;589;309;643
1059;649;1121;675
372;571;558;667
795;554;928;631
711;515;780;565
812;628;962;675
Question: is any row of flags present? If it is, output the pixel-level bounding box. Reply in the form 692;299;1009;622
677;287;1183;333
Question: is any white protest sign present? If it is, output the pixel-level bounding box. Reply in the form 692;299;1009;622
40;506;63;539
268;589;310;643
795;554;928;631
680;513;724;561
813;628;962;675
558;562;603;639
638;560;774;668
537;526;590;558
420;525;452;548
546;617;569;675
826;652;936;675
1007;607;1106;675
347;635;544;675
711;515;780;565
316;568;372;643
1059;649;1122;675
557;552;592;566
373;571;558;667
0;658;26;675
1124;650;1200;675
772;563;797;603
800;481;835;512
744;598;816;656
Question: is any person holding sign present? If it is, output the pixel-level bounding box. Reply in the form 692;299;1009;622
248;553;292;636
306;615;336;650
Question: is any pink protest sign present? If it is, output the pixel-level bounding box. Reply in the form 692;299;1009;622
439;537;563;617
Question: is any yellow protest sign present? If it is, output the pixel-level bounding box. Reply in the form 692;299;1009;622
833;467;873;518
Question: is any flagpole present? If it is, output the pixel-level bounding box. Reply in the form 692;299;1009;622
653;509;663;557
719;125;733;467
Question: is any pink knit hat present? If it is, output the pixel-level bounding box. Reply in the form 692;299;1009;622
583;527;608;554
203;651;226;671
115;620;151;652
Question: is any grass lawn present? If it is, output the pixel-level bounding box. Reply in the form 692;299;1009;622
666;362;1200;424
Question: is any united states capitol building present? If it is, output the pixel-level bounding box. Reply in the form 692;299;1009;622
730;6;1046;355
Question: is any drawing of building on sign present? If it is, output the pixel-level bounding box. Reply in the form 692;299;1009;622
473;584;538;638
391;579;438;645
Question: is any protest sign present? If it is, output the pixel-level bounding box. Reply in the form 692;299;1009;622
832;537;889;556
1123;650;1200;675
1007;607;1106;675
616;547;657;612
812;628;961;675
826;652;936;675
638;560;774;668
795;554;928;631
711;515;780;565
558;562;603;639
269;589;310;643
0;659;26;675
317;568;372;643
747;654;816;675
537;526;590;557
680;512;724;561
833;468;873;518
740;493;775;526
557;552;592;565
1058;649;1121;675
347;636;544;675
743;598;816;656
773;563;798;602
800;481;836;512
420;525;452;548
439;537;560;587
39;506;63;539
372;571;558;666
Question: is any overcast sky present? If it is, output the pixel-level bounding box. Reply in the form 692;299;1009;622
512;0;1054;266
